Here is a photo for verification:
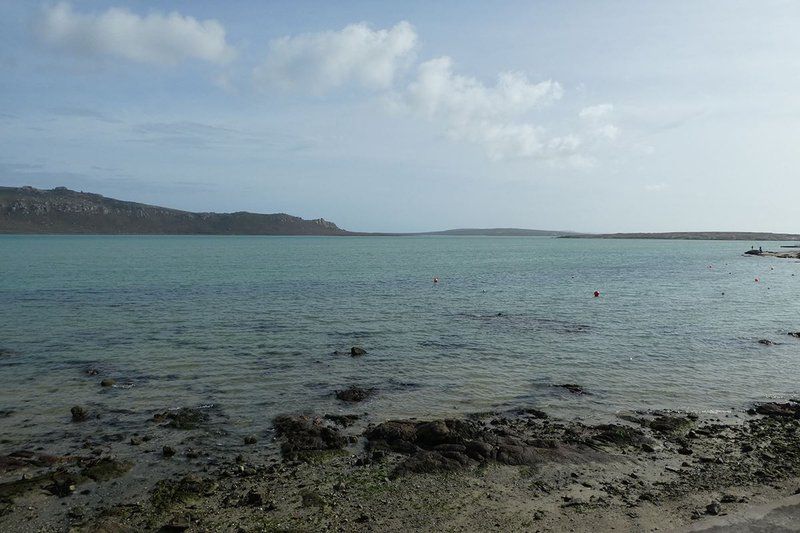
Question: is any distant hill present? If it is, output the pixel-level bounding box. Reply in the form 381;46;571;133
415;228;573;237
562;231;800;241
0;186;348;235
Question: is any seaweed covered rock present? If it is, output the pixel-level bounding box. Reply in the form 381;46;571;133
272;415;347;460
753;402;800;418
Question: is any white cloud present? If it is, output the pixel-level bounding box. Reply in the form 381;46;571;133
254;21;417;92
35;2;235;66
400;56;572;160
579;103;620;142
579;103;613;119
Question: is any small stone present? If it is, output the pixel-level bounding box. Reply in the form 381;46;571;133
162;446;176;458
130;436;142;446
100;379;116;387
706;501;722;515
244;435;257;445
350;346;367;356
185;448;199;459
245;490;263;506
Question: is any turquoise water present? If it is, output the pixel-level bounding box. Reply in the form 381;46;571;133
1;235;799;451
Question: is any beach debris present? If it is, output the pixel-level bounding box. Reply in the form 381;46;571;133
350;346;367;356
335;386;375;403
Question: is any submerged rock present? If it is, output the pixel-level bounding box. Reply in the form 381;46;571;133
558;384;586;395
71;406;89;422
335;386;375;403
154;408;209;430
100;379;116;387
350;346;367;356
758;339;776;346
788;332;800;338
272;415;347;460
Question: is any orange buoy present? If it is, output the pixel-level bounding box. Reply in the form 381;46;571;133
593;290;600;297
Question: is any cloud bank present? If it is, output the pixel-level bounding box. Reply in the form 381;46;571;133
35;2;235;65
254;21;417;92
400;56;579;160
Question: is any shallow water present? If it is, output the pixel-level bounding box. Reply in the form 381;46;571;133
1;235;799;451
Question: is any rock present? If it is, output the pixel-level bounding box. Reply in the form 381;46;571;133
335;386;375;403
71;406;88;422
721;494;737;503
81;457;131;482
100;379;115;387
130;436;142;446
649;415;694;435
272;415;347;460
184;448;199;459
324;414;360;427
592;424;648;447
151;474;215;511
244;489;263;506
155;408;209;430
706;501;722;515
518;408;548;419
788;332;800;338
758;339;775;346
243;435;258;445
678;446;693;455
300;489;325;507
754;402;800;418
46;471;80;497
162;446;176;458
393;450;469;477
558;384;586;394
350;346;367;356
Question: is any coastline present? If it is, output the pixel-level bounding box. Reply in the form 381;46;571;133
3;399;800;532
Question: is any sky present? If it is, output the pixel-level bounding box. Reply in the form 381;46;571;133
1;1;799;233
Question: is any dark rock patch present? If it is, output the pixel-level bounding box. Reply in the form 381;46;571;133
324;414;360;427
557;384;587;395
151;474;216;512
350;346;367;356
154;408;209;430
335;386;375;403
71;406;89;422
272;415;347;461
80;457;131;482
758;339;775;346
100;379;116;387
753;402;800;418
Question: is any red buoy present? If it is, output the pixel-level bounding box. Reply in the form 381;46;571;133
593;290;600;297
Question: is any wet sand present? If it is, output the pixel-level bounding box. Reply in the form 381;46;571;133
3;399;800;532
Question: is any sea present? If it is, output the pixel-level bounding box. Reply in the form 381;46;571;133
1;235;799;452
